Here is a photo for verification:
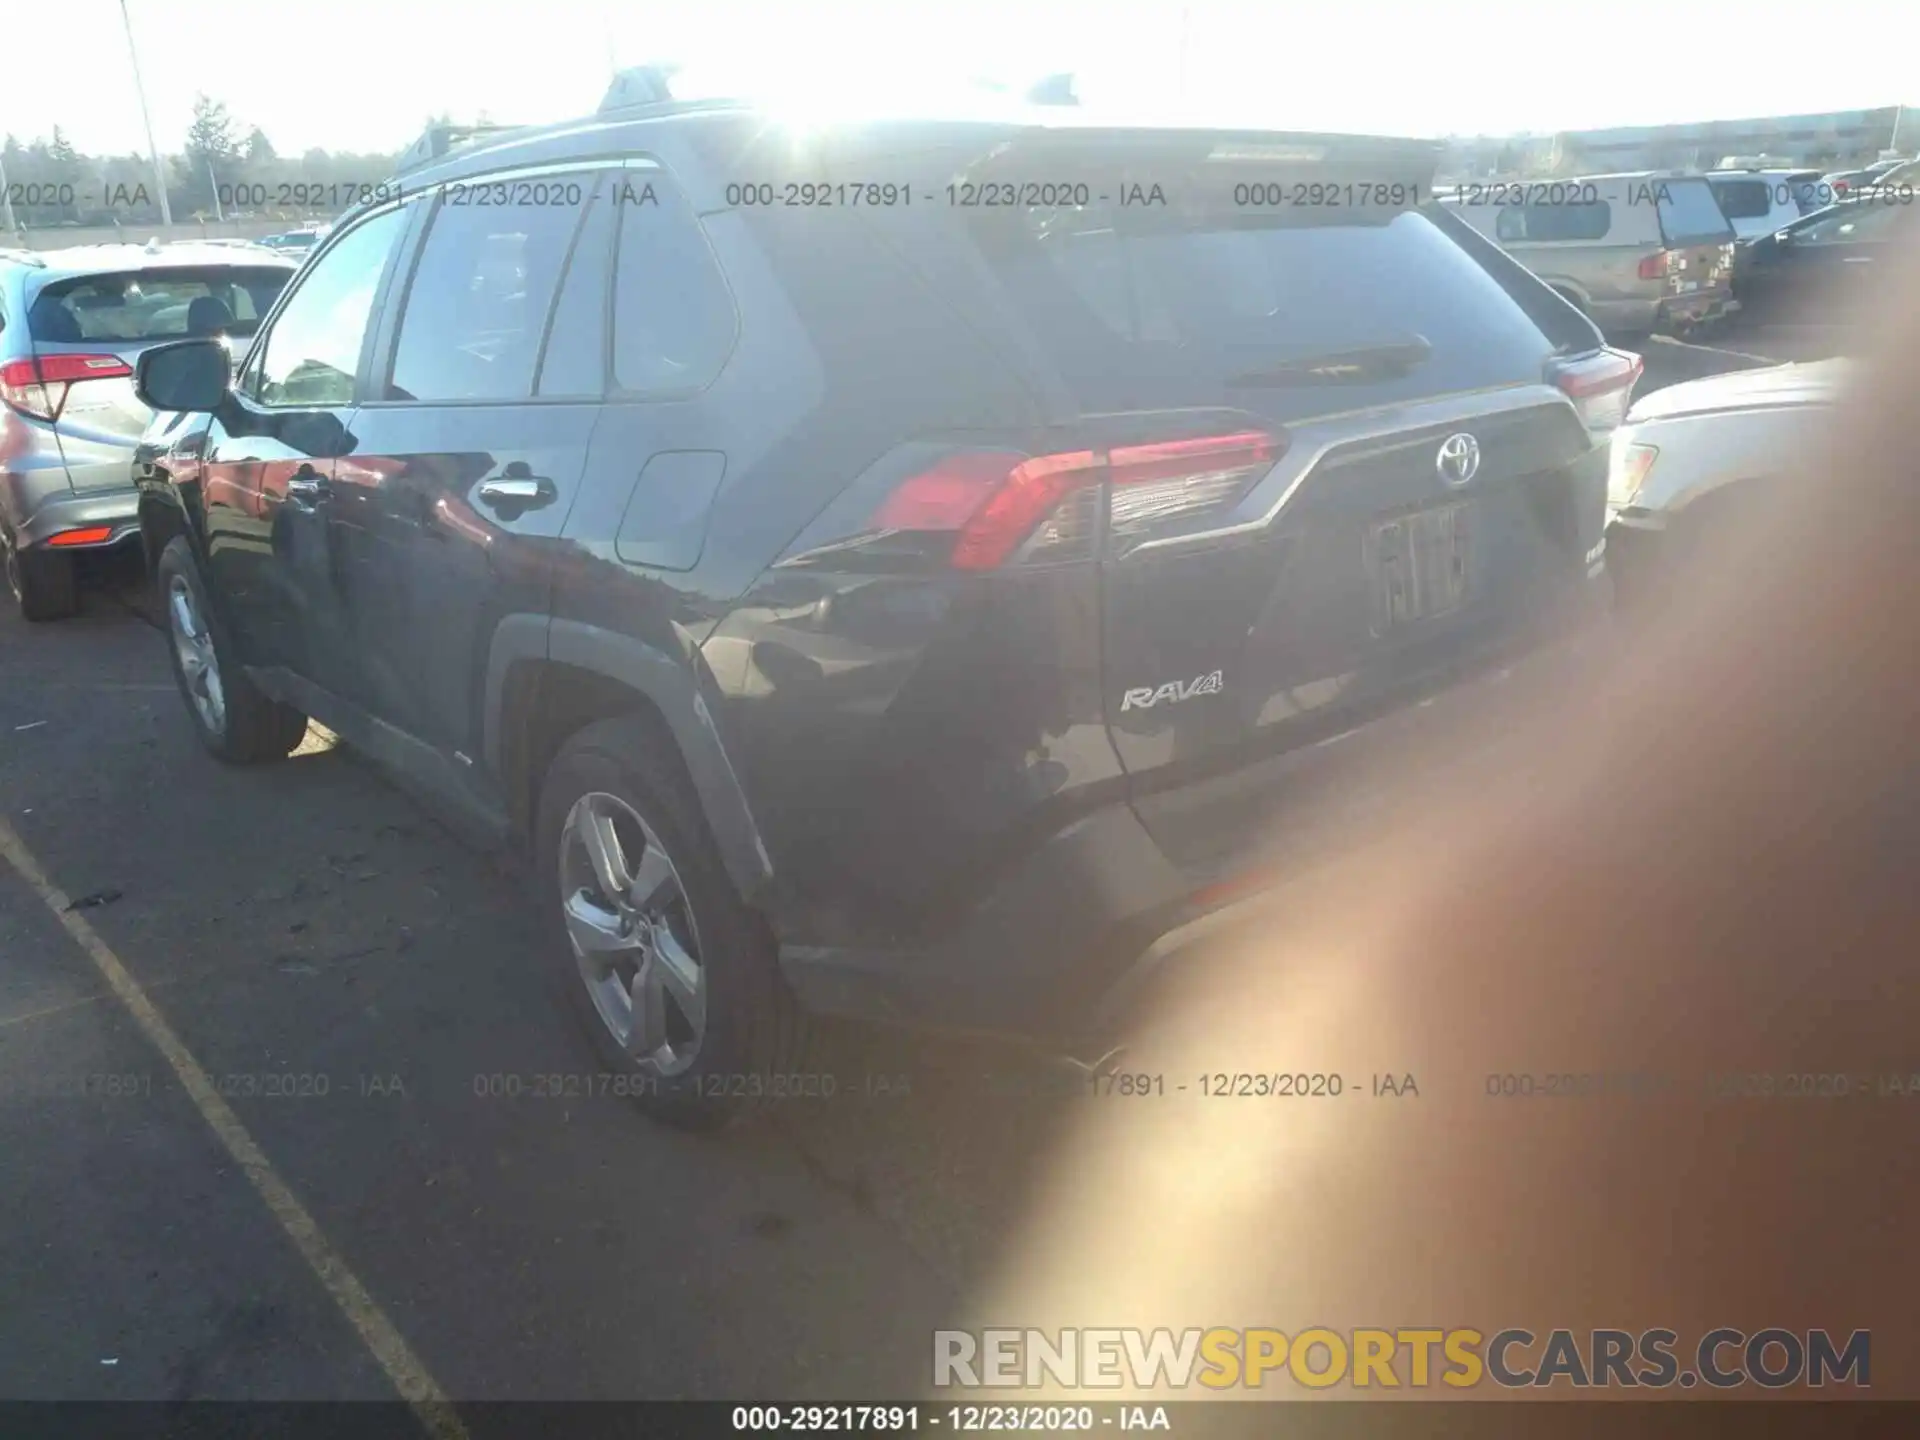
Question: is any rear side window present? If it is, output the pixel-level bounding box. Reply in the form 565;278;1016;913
959;206;1557;422
1709;179;1773;221
1495;201;1612;242
386;178;593;402
1788;176;1827;215
610;174;736;395
28;267;290;344
1655;180;1735;244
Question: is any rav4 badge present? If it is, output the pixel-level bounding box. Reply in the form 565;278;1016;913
1120;670;1225;712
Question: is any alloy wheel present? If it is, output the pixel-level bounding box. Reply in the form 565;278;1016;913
558;791;708;1076
167;574;227;736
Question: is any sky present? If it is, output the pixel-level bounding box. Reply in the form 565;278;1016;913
3;0;1913;158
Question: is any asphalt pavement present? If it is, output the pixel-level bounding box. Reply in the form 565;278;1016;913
0;558;1101;1405
0;330;1793;1408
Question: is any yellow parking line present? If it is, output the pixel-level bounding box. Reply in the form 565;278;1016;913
0;818;467;1440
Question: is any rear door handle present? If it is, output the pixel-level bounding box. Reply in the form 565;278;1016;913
477;474;557;509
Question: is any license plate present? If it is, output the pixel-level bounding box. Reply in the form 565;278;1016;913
1369;501;1471;629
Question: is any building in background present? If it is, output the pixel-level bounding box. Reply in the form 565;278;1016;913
1442;106;1909;179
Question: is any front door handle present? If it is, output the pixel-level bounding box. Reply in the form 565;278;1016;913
477;473;557;510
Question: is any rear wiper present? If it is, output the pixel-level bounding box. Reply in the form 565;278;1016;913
1226;336;1432;386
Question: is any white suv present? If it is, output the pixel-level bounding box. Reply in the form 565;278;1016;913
1707;169;1826;242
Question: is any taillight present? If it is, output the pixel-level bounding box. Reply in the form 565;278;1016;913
871;431;1281;570
0;354;133;423
1554;349;1643;434
1637;251;1671;281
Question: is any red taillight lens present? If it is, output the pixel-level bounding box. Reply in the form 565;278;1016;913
1105;431;1276;542
1637;251;1671;281
872;431;1282;570
0;354;133;423
1554;349;1643;434
47;526;116;547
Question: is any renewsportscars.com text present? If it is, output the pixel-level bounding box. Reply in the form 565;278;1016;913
933;1327;1870;1390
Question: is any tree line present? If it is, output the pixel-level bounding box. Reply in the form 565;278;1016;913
2;96;409;230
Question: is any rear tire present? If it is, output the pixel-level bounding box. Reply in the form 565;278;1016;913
156;536;308;763
534;716;813;1132
6;540;79;622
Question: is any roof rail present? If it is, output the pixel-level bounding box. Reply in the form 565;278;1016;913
600;64;681;113
0;247;46;268
393;121;520;176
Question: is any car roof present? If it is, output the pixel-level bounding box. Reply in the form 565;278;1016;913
375;97;1442;207
1570;170;1716;183
1707;168;1819;179
8;243;298;280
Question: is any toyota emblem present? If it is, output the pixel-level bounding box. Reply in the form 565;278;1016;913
1436;433;1481;487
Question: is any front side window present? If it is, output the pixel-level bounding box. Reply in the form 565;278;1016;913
253;207;409;408
386;176;595;402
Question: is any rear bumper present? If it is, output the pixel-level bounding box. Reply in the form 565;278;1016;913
779;573;1610;1042
12;484;141;550
1659;290;1739;331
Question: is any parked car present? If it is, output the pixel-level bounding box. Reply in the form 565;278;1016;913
1441;172;1738;341
0;244;294;619
1606;359;1847;615
1734;195;1916;323
257;227;328;255
1707;168;1826;241
1817;159;1906;201
133;90;1632;1128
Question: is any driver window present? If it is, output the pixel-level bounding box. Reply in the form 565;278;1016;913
252;206;409;408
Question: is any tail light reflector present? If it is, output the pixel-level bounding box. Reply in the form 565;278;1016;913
47;526;116;547
870;431;1281;570
1637;251;1671;281
1554;349;1643;434
1;354;133;423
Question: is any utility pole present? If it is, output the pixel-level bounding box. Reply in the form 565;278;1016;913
0;147;17;237
119;0;173;227
1178;5;1192;114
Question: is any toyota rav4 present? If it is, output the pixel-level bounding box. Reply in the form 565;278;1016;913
133;80;1632;1128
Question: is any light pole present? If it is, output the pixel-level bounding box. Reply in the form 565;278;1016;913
118;0;173;227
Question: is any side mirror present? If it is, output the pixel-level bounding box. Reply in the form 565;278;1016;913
134;338;231;413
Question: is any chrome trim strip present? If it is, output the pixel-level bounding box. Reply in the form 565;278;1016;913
1118;384;1579;560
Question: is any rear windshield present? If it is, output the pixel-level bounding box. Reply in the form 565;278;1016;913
28;267;290;344
1656;180;1735;245
955;205;1557;422
1708;179;1773;221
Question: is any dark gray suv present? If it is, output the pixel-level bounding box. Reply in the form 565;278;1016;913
1;244;293;619
133;81;1632;1127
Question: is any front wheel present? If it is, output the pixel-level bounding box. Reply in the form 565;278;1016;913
534;717;812;1132
156;536;308;762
